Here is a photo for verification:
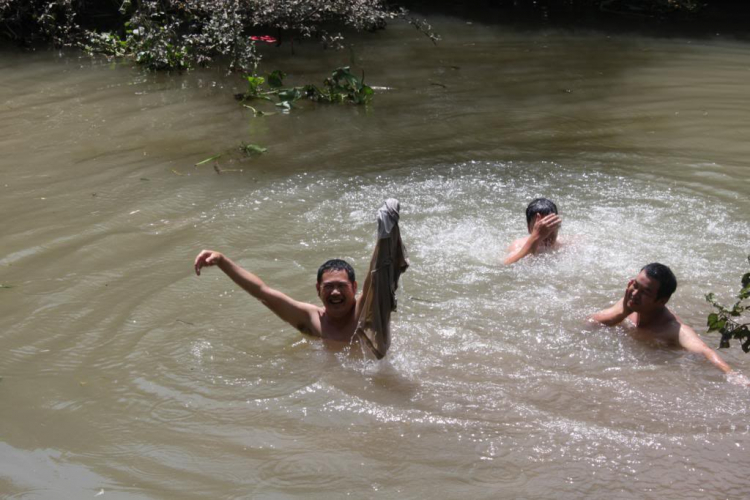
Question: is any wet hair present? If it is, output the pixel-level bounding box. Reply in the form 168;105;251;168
525;198;558;228
317;259;355;284
641;263;677;301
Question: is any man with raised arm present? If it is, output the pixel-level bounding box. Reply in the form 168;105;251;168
504;198;563;265
195;254;362;341
194;199;408;358
590;263;747;383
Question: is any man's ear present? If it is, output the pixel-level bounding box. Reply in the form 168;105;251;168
353;281;358;295
315;282;321;295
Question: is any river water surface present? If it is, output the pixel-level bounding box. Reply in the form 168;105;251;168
1;16;750;499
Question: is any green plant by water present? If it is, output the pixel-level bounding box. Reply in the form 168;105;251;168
706;255;750;352
237;67;374;110
0;0;433;73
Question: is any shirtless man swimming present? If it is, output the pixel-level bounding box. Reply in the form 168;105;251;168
504;198;563;265
194;251;361;342
590;262;747;383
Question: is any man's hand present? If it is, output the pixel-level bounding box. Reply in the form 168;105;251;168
727;371;750;387
504;213;562;265
588;278;636;326
531;213;561;241
194;249;224;276
622;279;635;315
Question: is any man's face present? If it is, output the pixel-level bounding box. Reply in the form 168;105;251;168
316;269;357;318
627;271;667;313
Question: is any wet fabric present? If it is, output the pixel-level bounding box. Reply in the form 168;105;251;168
355;199;409;359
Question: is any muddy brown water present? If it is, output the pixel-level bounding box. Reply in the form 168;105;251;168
1;16;750;499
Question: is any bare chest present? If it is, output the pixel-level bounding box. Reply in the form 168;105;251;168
625;314;680;345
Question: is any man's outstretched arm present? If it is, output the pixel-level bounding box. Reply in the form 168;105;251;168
677;324;750;386
194;250;318;335
677;324;733;374
589;280;634;326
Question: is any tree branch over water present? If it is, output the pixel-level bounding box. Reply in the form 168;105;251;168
706;255;750;353
0;0;435;72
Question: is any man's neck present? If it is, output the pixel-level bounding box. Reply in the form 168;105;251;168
326;313;355;328
321;308;357;339
634;306;668;328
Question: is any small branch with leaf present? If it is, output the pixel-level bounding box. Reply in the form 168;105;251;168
194;142;268;173
706;255;750;352
235;66;374;111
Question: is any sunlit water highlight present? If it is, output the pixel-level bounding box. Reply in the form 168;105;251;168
1;17;750;499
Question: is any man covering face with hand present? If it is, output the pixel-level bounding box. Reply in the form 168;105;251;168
504;198;562;265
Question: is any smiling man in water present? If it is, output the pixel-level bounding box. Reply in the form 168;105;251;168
504;198;563;265
194;252;361;341
589;263;748;384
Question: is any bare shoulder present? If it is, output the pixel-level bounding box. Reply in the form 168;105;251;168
677;320;704;343
554;236;572;249
670;310;695;335
295;304;324;337
659;311;684;342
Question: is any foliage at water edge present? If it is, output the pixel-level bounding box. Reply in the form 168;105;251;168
0;0;435;72
706;256;750;352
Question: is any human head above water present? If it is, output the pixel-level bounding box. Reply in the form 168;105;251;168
525;198;558;231
640;262;677;302
317;259;356;284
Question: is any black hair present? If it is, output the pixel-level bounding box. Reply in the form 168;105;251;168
317;259;355;284
525;198;558;228
641;262;677;301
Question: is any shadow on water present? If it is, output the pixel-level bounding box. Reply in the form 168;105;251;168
399;0;750;40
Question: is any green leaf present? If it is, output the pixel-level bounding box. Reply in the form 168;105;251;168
742;272;750;288
267;70;286;88
302;84;323;101
241;144;267;155
714;318;727;333
244;75;265;96
707;313;719;330
195;154;222;166
331;67;358;89
0;284;13;289
720;335;731;349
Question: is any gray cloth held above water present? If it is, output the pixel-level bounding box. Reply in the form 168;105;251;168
355;199;409;359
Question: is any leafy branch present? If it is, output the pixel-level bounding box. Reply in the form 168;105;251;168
235;66;374;111
192;142;267;174
193;66;370;173
706;255;750;352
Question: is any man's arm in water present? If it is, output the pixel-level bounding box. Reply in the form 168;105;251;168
677;323;734;374
503;213;561;265
589;280;635;326
194;250;319;335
